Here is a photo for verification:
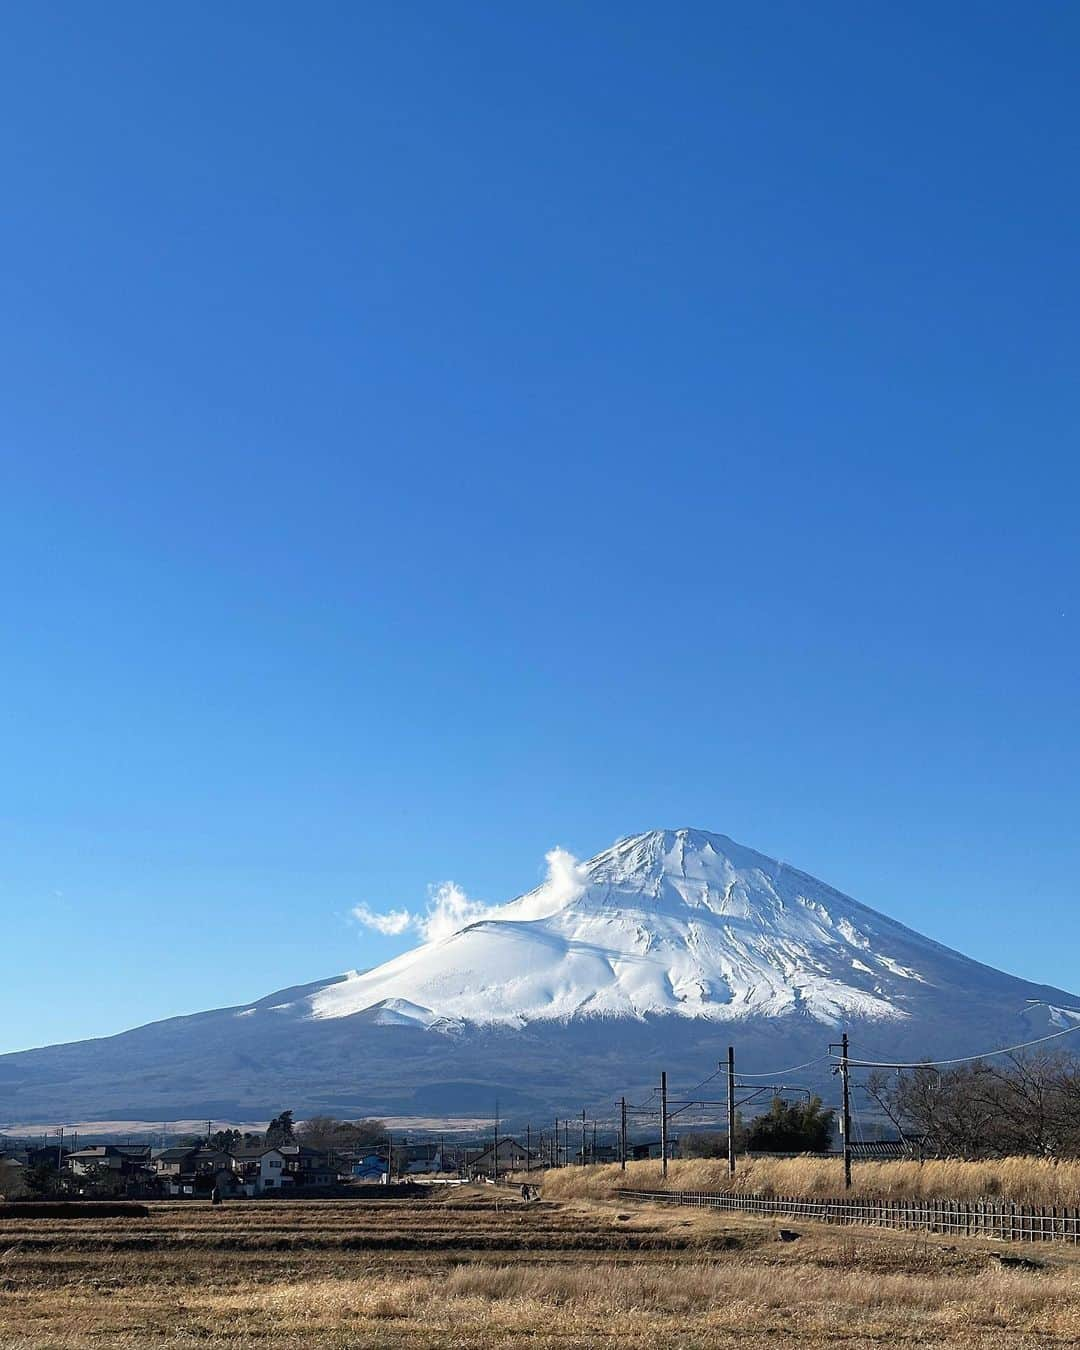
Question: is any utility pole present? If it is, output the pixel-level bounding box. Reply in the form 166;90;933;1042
727;1045;736;1178
840;1032;852;1191
591;1120;596;1165
57;1125;64;1174
580;1108;586;1166
660;1071;669;1179
619;1097;627;1171
493;1099;499;1183
562;1119;569;1169
526;1124;531;1173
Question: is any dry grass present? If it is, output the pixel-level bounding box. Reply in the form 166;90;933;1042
540;1155;1080;1205
3;1189;1080;1347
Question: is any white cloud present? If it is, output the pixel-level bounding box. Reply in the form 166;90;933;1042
350;881;497;943
417;881;497;943
350;903;413;936
351;845;589;944
542;846;588;906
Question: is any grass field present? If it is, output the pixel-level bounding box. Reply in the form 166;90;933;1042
541;1155;1080;1206
3;1186;1080;1348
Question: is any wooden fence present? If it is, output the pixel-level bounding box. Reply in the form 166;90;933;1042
616;1189;1080;1244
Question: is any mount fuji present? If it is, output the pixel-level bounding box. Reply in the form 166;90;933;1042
2;829;1076;1126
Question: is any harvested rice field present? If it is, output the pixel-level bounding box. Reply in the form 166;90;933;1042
3;1185;1080;1348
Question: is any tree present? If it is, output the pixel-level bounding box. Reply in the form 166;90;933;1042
680;1117;747;1159
209;1129;241;1153
745;1096;835;1153
872;1054;1080;1159
265;1111;296;1147
296;1116;388;1151
21;1163;76;1198
0;1159;28;1199
77;1163;127;1199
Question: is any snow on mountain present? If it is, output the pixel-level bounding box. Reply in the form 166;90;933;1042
306;828;982;1030
4;827;1076;1126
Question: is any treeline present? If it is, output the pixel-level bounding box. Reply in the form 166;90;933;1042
681;1096;834;1158
201;1112;387;1153
868;1053;1080;1158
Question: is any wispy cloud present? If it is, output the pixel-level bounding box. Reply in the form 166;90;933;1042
418;881;496;942
351;846;587;944
542;846;589;907
351;881;496;943
350;903;413;936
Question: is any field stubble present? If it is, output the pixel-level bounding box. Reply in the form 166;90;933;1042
2;1186;1080;1348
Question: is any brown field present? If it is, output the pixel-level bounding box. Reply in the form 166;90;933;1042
540;1155;1080;1206
3;1185;1080;1348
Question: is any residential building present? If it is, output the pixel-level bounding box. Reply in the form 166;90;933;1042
229;1144;288;1194
351;1153;389;1182
467;1137;537;1177
278;1145;337;1187
66;1145;153;1177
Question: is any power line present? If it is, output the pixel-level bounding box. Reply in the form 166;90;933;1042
681;1065;724;1096
835;1021;1080;1070
735;1054;831;1079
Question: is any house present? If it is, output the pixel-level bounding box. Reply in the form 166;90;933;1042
399;1142;444;1175
152;1147;234;1178
351;1153;389;1182
627;1139;679;1162
586;1143;621;1164
151;1147;238;1196
278;1145;338;1187
0;1155;26;1189
65;1145;153;1177
467;1137;537;1177
229;1145;289;1195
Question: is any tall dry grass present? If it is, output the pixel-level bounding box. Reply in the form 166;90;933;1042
540;1155;1080;1206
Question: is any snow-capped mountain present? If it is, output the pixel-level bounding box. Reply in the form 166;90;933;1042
308;829;944;1029
2;829;1076;1126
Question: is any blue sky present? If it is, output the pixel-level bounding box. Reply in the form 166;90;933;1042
2;2;1077;1054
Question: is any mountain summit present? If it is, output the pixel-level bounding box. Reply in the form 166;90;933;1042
311;828;953;1029
2;828;1076;1125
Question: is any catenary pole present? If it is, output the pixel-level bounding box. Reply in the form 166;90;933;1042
660;1071;669;1179
841;1031;852;1191
727;1045;736;1178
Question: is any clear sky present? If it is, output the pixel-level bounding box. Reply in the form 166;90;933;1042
2;2;1077;1055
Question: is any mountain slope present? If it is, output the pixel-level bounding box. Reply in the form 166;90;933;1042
2;829;1076;1125
308;829;984;1028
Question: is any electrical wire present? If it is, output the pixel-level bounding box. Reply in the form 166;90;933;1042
735;1054;832;1078
834;1021;1080;1069
680;1065;724;1097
